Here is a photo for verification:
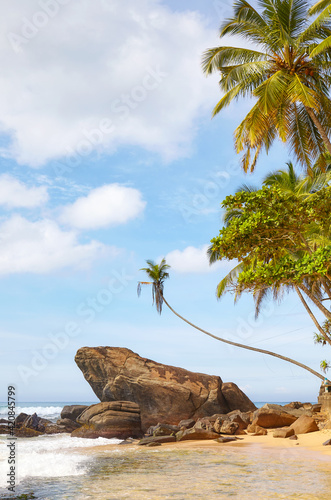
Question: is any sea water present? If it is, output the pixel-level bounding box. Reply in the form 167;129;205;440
0;403;330;500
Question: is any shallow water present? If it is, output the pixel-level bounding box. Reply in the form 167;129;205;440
2;441;330;500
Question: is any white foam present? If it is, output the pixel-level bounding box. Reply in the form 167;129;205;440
0;405;63;420
0;434;122;488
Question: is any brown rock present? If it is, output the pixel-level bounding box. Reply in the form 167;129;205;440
252;425;268;436
289;435;298;440
194;417;215;432
56;418;80;431
15;427;43;437
273;427;295;438
138;435;176;445
152;423;180;436
289;415;319;435
216;436;238;443
75;347;256;430
322;438;331;446
15;412;29;428
221;382;256;412
220;421;239;435
0;425;9;434
72;401;142;439
246;423;257;433
213;416;226;434
176;428;220;441
252;408;297;429
61;405;88;422
178;419;195;430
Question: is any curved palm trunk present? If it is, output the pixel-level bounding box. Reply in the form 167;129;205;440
162;295;324;381
294;285;331;346
305;107;331;157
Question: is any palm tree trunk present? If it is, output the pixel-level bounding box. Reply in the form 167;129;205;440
305;107;331;157
299;283;331;320
294;285;331;346
161;295;324;381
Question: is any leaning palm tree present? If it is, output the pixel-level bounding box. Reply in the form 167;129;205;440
138;259;325;381
202;0;331;172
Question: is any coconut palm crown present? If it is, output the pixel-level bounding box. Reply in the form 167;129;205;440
202;0;331;172
137;258;170;314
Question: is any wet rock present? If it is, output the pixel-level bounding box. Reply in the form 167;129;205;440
15;427;43;437
72;401;142;439
273;427;295;438
56;418;80;432
15;412;29;427
0;419;9;424
289;415;319;435
75;346;256;431
61;405;88;422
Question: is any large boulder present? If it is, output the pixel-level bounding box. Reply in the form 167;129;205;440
252;405;298;429
75;346;256;431
72;401;142;439
289;415;319;435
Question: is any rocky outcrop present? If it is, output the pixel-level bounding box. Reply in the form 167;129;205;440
75;346;256;430
14;413;69;437
71;401;142;439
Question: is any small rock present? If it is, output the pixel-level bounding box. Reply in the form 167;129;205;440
220;421;239;435
194;418;214;432
176;428;220;442
273;427;295;438
252;426;268;436
153;423;180;436
178;419;195;430
322;438;331;446
138;435;176;446
60;405;88;422
146;442;162;447
216;436;238;443
289;435;298;440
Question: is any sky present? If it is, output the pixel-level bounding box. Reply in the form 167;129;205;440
0;0;328;405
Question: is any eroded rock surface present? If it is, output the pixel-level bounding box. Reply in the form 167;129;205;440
75;346;256;430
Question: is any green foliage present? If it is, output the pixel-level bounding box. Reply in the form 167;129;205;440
210;185;331;293
203;0;331;171
314;320;331;345
320;359;330;372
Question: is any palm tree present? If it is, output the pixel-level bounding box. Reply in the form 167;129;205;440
202;0;331;172
210;163;331;345
138;259;325;381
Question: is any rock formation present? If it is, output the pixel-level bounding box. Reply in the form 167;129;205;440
75;346;256;430
72;401;142;439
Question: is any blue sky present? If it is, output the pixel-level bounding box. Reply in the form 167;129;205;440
0;0;327;405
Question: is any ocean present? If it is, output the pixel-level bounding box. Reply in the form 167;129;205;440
0;402;330;500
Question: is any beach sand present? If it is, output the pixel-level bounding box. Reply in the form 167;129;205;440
84;429;331;460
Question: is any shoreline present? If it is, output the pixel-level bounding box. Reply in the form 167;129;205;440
83;429;331;461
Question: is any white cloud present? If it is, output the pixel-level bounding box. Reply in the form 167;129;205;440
0;174;49;208
59;183;146;229
0;215;112;275
164;244;236;274
0;0;220;167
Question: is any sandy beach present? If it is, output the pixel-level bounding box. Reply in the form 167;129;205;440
85;429;331;460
